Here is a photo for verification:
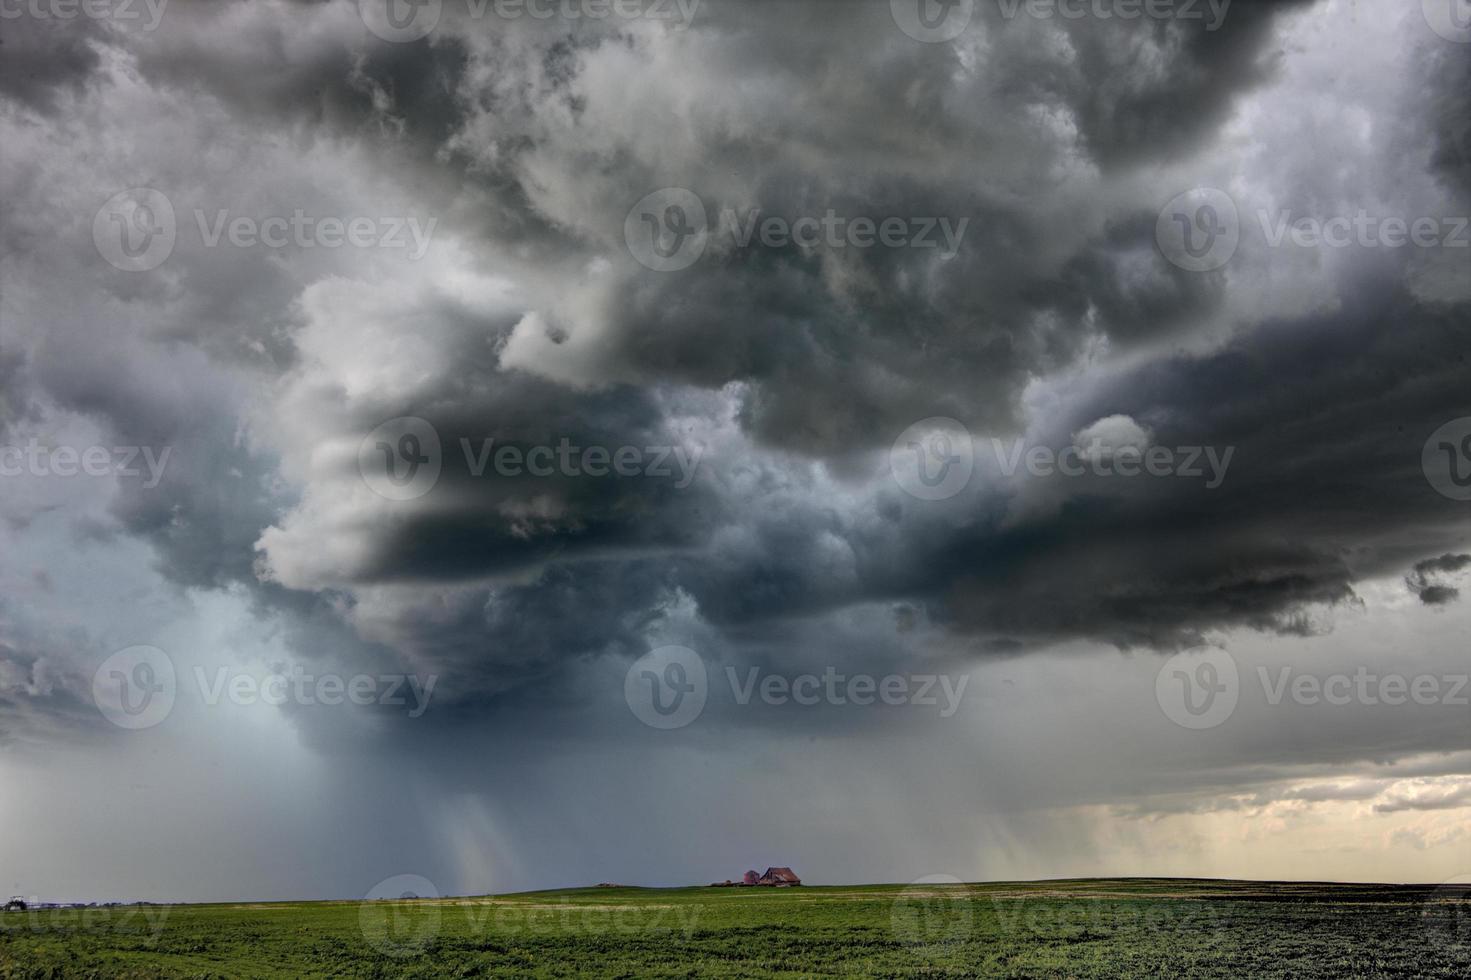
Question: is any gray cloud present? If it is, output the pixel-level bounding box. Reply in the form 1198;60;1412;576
1407;554;1471;605
0;14;104;114
1;0;1469;899
4;0;1466;710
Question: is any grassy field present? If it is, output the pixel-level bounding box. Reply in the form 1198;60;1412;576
1;878;1466;978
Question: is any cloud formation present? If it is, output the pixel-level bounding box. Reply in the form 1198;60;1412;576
0;0;1467;897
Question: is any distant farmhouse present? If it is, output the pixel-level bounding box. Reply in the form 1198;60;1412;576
711;867;801;887
757;867;800;886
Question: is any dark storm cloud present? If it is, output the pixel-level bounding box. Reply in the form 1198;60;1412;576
0;349;35;439
62;2;1328;461
925;275;1470;648
127;1;472;151
1424;32;1471;197
28;330;281;589
5;3;1471;902
1407;554;1471;606
468;0;1326;459
646;271;1467;654
966;0;1320;170
331;380;717;586
0;614;101;747
0;15;104;114
4;0;1468;739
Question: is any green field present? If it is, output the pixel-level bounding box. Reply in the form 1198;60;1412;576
2;878;1466;978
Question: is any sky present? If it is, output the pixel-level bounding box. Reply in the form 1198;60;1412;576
0;0;1468;904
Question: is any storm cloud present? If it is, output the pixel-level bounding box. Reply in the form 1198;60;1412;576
0;0;1467;899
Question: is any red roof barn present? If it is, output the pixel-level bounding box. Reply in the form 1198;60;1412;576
743;870;760;885
757;867;801;886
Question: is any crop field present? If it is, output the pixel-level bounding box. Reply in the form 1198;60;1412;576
1;878;1467;978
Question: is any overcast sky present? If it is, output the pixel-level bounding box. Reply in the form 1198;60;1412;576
1;0;1469;903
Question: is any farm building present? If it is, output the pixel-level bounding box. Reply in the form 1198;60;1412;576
725;868;801;887
757;867;801;886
